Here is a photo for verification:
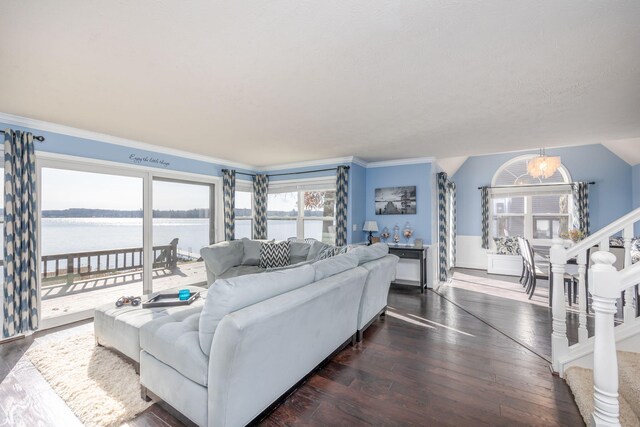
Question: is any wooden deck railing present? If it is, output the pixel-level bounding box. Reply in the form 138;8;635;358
40;238;179;284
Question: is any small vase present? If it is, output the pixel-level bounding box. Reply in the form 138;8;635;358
393;225;400;245
403;222;413;243
380;227;390;243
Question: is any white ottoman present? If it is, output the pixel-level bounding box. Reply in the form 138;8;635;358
94;286;207;365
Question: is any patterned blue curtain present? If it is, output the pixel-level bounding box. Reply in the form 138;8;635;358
572;182;590;236
3;130;38;338
451;181;457;270
253;174;269;239
222;170;236;241
335;166;349;246
438;173;456;282
481;186;490;249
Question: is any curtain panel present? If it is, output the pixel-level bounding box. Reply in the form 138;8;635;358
222;169;236;241
572;182;590;236
253;174;269;239
481;186;490;249
3;130;38;338
438;172;457;282
335;166;349;246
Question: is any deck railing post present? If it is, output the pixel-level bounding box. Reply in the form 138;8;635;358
590;251;621;427
550;238;569;373
170;238;179;269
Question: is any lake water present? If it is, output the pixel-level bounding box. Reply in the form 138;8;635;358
40;218;327;258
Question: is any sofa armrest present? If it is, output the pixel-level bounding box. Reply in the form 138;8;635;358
200;241;244;284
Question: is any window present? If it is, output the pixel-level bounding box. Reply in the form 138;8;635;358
40;167;144;321
267;182;336;244
234;189;253;239
37;157;218;328
152;178;213;290
267;191;299;241
303;190;336;244
490;155;572;244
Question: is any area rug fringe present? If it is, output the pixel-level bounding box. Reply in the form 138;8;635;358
26;332;151;427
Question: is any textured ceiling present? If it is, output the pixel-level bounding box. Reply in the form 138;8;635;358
1;1;639;167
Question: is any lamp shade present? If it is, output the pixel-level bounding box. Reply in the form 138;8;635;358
363;221;379;232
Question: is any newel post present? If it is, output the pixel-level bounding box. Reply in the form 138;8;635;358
590;251;621;427
550;238;569;373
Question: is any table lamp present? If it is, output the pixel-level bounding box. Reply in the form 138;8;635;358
363;221;379;245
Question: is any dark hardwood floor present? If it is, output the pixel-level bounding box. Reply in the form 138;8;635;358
0;284;584;427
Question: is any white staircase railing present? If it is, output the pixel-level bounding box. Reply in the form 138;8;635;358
550;207;640;427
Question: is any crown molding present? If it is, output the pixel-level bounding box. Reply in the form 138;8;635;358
365;157;435;168
255;156;357;172
0;112;256;172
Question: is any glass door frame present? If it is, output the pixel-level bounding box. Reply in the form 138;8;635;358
36;152;222;330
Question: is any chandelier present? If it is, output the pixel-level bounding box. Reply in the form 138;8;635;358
527;149;561;179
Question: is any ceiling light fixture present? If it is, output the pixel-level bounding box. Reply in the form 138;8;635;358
527;148;561;179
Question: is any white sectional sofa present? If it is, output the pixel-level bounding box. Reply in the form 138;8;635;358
94;243;398;427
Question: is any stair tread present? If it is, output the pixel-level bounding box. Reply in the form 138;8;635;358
618;351;640;419
565;366;640;427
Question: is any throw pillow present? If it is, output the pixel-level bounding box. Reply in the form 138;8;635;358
494;237;521;255
241;238;263;266
289;241;311;264
259;241;291;268
609;237;625;248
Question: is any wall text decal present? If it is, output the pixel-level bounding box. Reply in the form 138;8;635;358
129;153;170;168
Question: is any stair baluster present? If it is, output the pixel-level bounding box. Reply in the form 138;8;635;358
551;238;569;372
577;251;588;344
590;251;621;427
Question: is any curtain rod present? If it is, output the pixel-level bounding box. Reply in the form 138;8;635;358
477;181;595;190
0;130;45;142
223;166;349;179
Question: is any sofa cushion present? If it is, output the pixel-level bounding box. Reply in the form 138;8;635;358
218;265;265;279
312;253;359;281
349;243;389;265
200;240;244;277
259;241;291;268
289;241;311;264
307;240;330;261
140;312;209;386
198;264;315;355
241;238;263;266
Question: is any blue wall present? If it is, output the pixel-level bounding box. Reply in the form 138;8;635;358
633;164;640;235
634;164;640;209
453;144;633;236
349;163;367;243
365;163;432;244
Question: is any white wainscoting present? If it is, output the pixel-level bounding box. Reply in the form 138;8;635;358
486;254;522;276
455;235;487;270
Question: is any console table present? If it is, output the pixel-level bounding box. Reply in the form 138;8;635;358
388;246;428;293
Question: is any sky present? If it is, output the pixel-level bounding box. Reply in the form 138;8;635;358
41;168;210;211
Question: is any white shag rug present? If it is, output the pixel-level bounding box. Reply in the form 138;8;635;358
565;366;640;427
26;333;152;427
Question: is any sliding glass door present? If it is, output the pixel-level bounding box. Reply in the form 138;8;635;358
40;167;144;323
152;178;213;290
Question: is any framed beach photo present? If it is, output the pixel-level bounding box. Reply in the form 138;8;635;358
375;186;417;215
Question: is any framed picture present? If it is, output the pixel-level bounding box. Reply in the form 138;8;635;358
375;186;417;215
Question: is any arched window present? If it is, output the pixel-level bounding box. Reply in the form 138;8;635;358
492;154;571;187
490;155;573;244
